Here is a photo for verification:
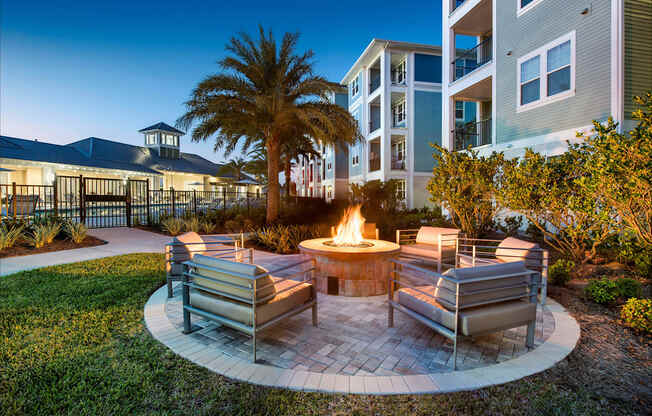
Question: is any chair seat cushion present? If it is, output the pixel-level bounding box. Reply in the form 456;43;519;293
398;286;536;336
190;277;312;326
401;243;456;260
495;237;542;267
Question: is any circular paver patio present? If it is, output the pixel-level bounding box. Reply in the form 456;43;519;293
145;255;580;394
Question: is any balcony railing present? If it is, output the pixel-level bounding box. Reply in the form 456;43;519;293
452;36;493;81
453;119;492;150
391;70;407;85
391;158;406;170
369;157;381;172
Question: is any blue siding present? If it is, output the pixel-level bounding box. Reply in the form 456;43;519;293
335;142;349;179
414;54;442;83
349;106;363;177
325;153;334;180
335;92;348;109
414;91;442;172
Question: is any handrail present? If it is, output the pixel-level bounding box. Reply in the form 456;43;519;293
452;36;493;81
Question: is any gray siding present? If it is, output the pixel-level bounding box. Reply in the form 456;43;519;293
624;0;652;119
495;0;612;143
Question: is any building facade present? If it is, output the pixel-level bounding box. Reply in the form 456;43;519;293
339;39;454;209
0;122;260;195
442;0;652;158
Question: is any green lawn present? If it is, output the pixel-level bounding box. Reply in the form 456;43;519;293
0;254;646;415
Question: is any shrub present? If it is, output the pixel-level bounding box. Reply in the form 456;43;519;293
548;259;575;287
616;278;642;299
44;222;61;244
498;149;614;265
350;179;402;215
251;224;324;254
161;218;184;236
224;219;241;233
65;221;87;244
0;222;24;250
585;278;618;305
621;298;652;334
26;223;56;248
615;232;652;277
200;220;214;234
427;143;505;238
183;217;201;233
585;277;643;305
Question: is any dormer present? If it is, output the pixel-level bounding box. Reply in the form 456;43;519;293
138;122;185;159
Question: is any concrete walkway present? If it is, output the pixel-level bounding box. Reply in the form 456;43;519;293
0;228;169;276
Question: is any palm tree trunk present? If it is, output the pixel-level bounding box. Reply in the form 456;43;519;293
284;159;292;197
266;139;281;223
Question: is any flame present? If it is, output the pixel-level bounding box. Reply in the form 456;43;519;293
332;205;366;246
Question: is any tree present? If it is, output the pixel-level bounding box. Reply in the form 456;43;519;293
497;149;614;264
574;93;652;247
177;26;361;222
223;157;249;181
281;131;320;197
427;144;504;238
350;179;402;218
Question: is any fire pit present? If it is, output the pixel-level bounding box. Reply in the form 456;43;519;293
299;206;400;297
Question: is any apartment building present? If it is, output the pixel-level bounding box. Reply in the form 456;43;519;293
442;0;652;158
340;39;457;209
295;88;350;201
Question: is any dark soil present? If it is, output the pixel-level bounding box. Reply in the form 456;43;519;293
0;235;106;258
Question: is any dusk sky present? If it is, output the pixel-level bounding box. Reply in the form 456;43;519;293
1;0;444;164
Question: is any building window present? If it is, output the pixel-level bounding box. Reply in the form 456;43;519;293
517;0;544;16
396;179;406;201
146;133;157;145
455;101;465;120
327;161;332;170
327;185;333;199
393;100;406;127
352;151;359;167
517;31;575;112
520;56;540;105
392;59;407;84
350;77;359;97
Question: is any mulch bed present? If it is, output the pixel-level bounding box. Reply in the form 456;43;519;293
546;287;652;410
0;236;106;258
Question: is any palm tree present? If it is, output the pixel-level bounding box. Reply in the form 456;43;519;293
177;26;361;222
224;157;249;181
281;132;320;197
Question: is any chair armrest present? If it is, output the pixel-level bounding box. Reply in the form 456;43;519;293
396;229;419;244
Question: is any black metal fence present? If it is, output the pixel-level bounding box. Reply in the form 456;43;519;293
1;175;266;228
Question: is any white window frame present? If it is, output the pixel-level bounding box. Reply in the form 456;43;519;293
455;101;465;121
393;99;407;126
517;31;575;113
392;58;407;84
350;76;359;97
517;0;545;17
396;179;406;201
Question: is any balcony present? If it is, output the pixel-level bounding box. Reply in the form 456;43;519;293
369;139;381;172
391;158;406;170
453;118;492;150
369;157;381;172
391;69;407;85
453;36;492;81
369;60;381;95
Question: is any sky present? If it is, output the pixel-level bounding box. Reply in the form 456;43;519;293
1;0;444;165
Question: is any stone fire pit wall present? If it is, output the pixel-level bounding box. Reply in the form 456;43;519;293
298;238;400;297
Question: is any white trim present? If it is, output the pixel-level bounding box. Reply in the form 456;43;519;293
517;0;545;17
516;31;576;113
610;0;625;127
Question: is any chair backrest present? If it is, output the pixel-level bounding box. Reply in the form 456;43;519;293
416;227;460;246
363;223;378;240
436;261;531;309
9;194;39;215
190;254;275;302
495;237;543;268
167;232;207;263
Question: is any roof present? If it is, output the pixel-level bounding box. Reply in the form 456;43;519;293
0;135;258;183
340;39;442;84
138;122;185;135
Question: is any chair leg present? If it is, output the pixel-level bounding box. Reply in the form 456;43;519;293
167;276;173;298
526;321;535;348
312;304;318;327
252;333;257;363
388;304;394;328
453;337;458;370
